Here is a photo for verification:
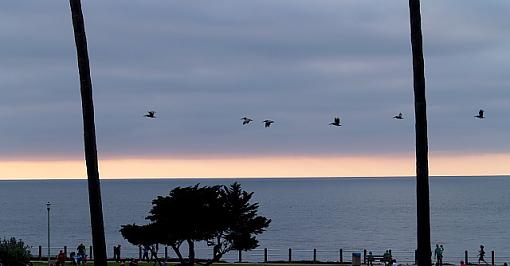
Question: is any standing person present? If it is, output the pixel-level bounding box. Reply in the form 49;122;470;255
460;260;466;266
56;250;66;266
367;252;374;266
76;243;86;265
150;244;158;261
434;244;444;266
142;245;150;261
382;250;391;266
440;245;445;265
479;245;488;264
114;245;122;262
113;245;118;262
77;243;86;257
434;244;440;265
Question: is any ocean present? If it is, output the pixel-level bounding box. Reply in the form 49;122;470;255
1;176;509;264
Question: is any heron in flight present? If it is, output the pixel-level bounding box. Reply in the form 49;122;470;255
329;117;341;127
263;120;274;128
393;113;404;120
144;111;156;118
241;117;253;125
475;109;485;119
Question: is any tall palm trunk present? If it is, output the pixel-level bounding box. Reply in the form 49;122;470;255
408;0;432;265
69;1;107;265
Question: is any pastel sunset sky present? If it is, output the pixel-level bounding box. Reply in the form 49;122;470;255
1;1;510;179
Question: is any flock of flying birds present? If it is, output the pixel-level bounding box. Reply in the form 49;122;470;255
143;109;486;127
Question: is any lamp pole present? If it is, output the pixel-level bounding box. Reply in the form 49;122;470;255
46;202;51;265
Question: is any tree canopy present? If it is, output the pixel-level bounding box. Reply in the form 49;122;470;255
0;237;31;266
121;183;271;266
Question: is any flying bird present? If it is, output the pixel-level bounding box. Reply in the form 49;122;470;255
263;120;274;128
475;109;485;119
241;117;253;125
144;111;156;118
329;117;341;127
393;113;404;120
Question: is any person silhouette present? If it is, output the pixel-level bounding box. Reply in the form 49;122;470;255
367;251;374;266
56;250;65;266
434;244;444;266
142;245;150;261
479;245;488;264
114;245;122;262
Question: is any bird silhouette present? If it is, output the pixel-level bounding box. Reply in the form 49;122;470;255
475;109;485;119
263;120;274;128
144;111;156;118
329;117;341;127
393;113;404;120
241;117;253;125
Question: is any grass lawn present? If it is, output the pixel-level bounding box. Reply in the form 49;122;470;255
30;263;267;266
31;263;127;266
31;263;166;266
31;262;175;266
30;263;348;266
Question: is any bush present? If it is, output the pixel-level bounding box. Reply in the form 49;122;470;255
0;237;31;266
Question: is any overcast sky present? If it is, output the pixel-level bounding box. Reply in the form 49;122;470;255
1;0;510;164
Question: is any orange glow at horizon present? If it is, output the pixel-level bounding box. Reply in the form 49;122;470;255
0;153;509;180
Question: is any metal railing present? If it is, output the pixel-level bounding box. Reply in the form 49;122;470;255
29;245;510;265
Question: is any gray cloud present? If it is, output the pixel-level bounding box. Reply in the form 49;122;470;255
1;0;510;160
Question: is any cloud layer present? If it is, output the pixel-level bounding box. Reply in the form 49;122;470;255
1;0;509;161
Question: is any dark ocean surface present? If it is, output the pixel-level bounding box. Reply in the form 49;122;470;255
1;176;509;263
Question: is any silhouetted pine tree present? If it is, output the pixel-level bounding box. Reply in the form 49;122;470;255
121;183;271;266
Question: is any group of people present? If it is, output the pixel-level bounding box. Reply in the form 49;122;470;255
366;250;396;266
367;244;507;266
53;243;87;265
52;243;160;265
70;243;88;265
437;244;508;266
41;242;506;266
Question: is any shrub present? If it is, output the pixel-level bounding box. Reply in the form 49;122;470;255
0;237;31;266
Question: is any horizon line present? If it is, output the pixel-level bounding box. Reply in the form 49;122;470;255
1;174;510;181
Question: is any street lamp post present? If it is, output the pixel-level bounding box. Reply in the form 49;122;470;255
46;202;51;265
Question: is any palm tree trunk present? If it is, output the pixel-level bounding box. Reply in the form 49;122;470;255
408;0;432;265
69;1;107;265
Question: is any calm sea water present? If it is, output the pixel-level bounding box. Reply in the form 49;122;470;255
1;176;510;263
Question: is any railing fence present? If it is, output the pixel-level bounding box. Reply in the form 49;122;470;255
29;245;510;265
